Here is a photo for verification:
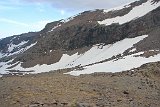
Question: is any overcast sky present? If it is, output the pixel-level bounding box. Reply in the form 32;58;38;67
0;0;134;38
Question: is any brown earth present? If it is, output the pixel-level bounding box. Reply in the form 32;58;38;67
0;62;160;107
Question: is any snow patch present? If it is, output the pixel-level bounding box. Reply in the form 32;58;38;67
103;1;132;13
2;35;159;76
0;59;14;75
66;53;160;76
64;35;148;67
61;13;81;23
0;52;3;59
98;0;160;25
8;41;28;52
8;53;79;74
7;42;37;56
10;36;17;42
6;35;148;74
1;42;37;57
129;48;136;53
48;24;61;32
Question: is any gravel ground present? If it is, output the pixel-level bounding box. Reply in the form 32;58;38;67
0;62;160;107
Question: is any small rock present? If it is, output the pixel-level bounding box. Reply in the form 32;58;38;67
60;100;68;106
76;102;91;107
123;91;129;94
117;99;122;102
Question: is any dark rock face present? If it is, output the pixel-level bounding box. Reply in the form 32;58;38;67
0;32;39;54
40;20;64;33
30;6;160;51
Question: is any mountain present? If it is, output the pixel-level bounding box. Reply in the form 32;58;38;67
0;0;160;77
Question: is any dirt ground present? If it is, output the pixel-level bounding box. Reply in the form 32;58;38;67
0;62;160;107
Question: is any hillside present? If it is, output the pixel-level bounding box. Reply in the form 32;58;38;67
0;0;160;76
0;62;160;107
0;0;160;106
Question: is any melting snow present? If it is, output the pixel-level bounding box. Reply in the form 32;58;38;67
6;53;79;74
5;35;153;75
65;35;148;67
7;42;37;56
61;17;74;23
103;1;133;13
0;59;14;74
0;41;31;59
48;24;61;32
8;41;28;52
60;13;81;23
129;48;136;53
0;42;37;75
98;0;160;25
66;53;160;76
1;35;160;76
0;52;3;59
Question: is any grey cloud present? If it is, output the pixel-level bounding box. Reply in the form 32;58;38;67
23;0;134;11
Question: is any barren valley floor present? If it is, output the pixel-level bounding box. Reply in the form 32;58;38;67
0;62;160;107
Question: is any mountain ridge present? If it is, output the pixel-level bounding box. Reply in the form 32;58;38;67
0;0;160;76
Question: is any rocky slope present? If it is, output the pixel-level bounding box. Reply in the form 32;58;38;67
0;0;160;76
0;61;160;107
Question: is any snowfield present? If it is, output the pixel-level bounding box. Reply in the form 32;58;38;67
0;52;3;59
48;24;61;32
98;0;160;26
8;41;28;52
7;42;37;56
103;0;133;13
0;59;14;75
66;53;160;76
1;34;160;76
0;42;37;75
0;40;32;59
